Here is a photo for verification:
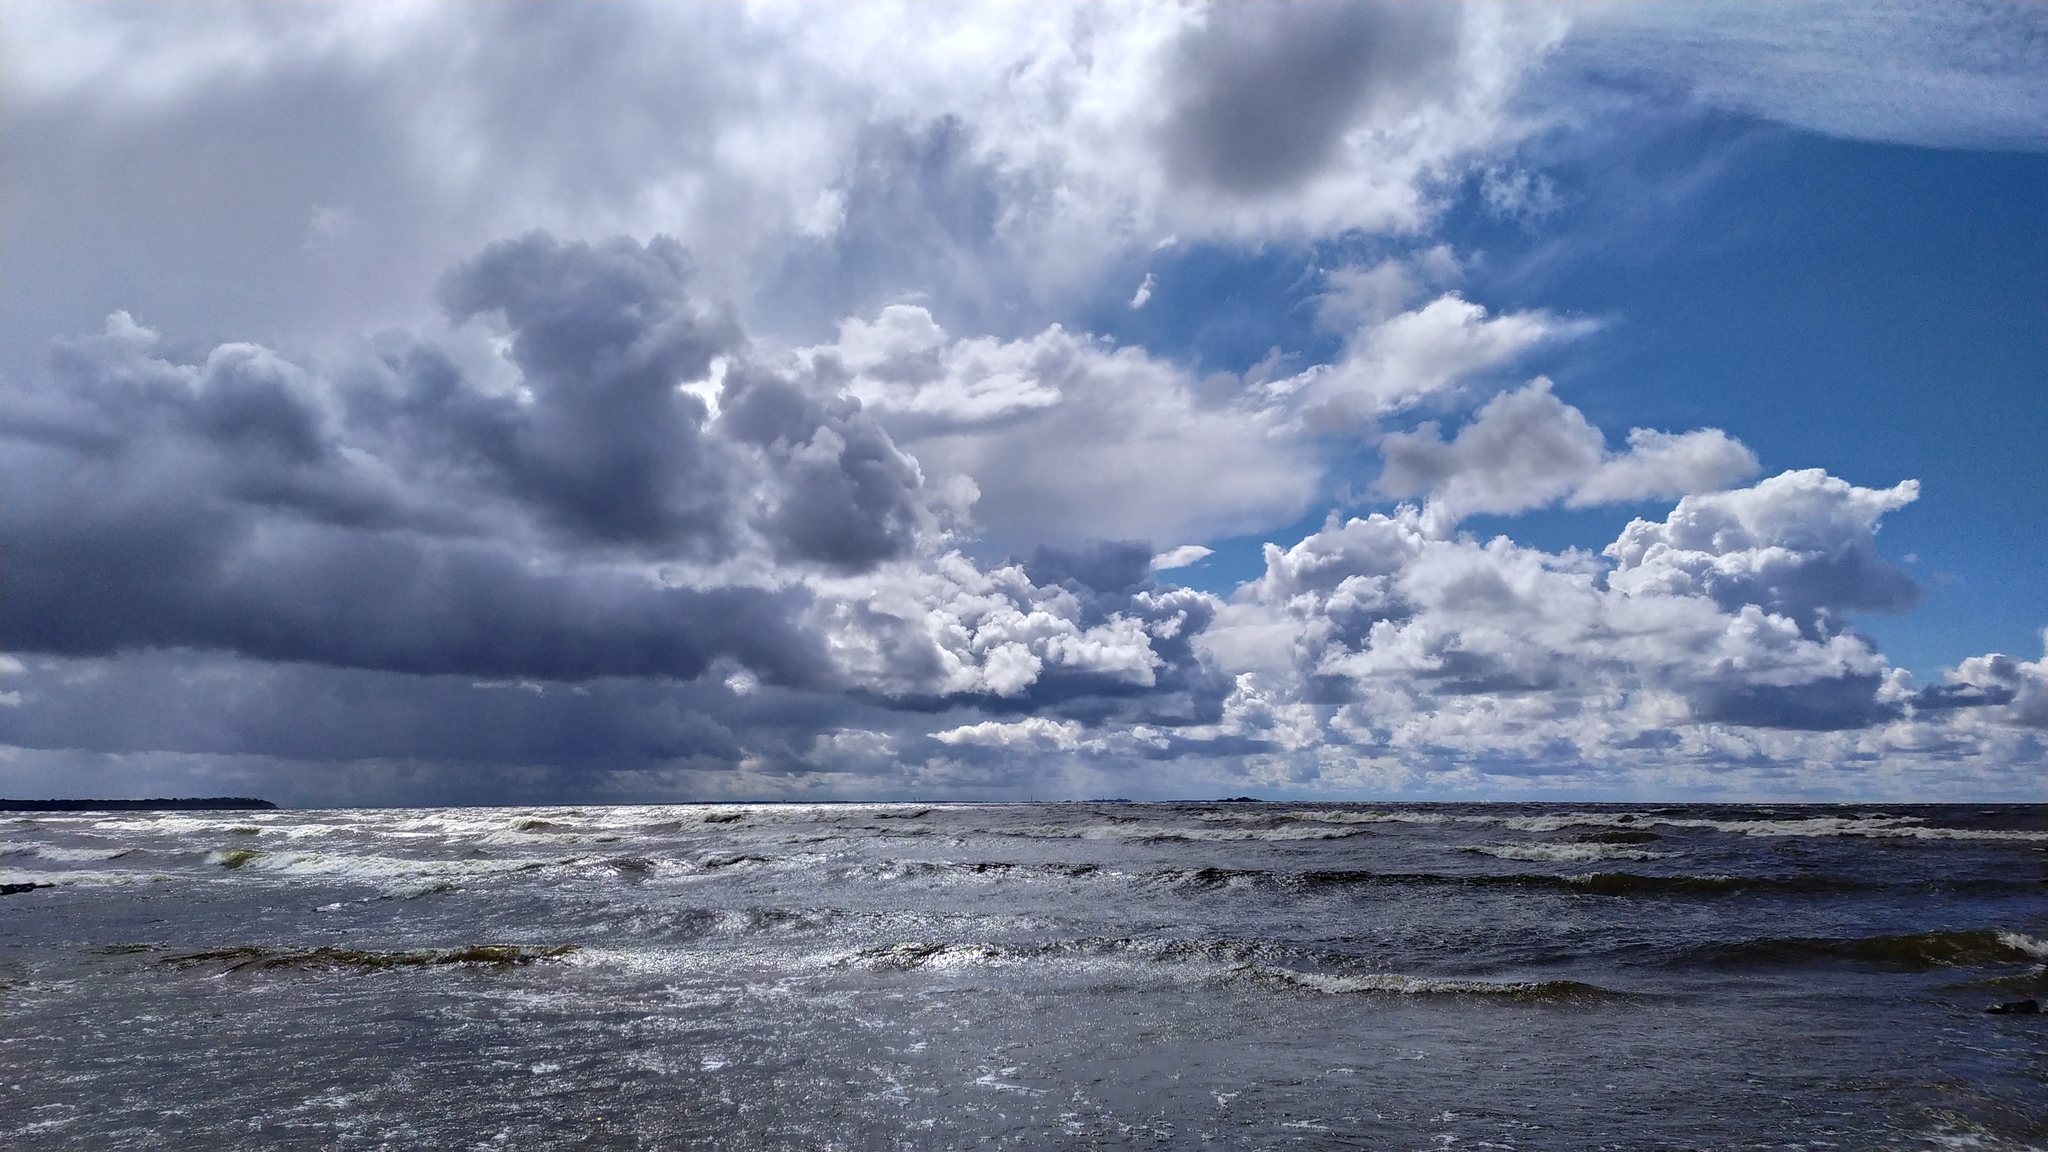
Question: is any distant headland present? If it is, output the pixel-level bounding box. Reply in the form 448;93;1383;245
1;797;278;812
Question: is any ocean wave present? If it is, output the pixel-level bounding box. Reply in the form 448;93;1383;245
1241;966;1619;999
1687;929;2048;971
1188;867;1878;899
985;820;1371;843
1995;931;2048;960
829;935;1269;974
1288;810;1451;826
1135;826;1370;843
0;845;135;862
158;943;575;973
0;866;172;889
1461;843;1673;863
202;849;571;896
1496;811;2047;842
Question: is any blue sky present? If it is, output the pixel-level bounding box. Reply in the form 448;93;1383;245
2;2;2042;804
1137;125;2048;685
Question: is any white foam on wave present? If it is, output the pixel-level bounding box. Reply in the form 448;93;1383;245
1463;843;1673;863
1496;812;2048;843
996;820;1372;843
204;849;574;896
1250;967;1600;997
1;866;170;888
4;845;135;862
1138;825;1369;843
1290;810;1449;826
1995;931;2048;960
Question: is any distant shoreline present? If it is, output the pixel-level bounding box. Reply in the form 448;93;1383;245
0;798;278;812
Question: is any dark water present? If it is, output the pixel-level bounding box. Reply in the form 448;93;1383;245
4;802;2043;1150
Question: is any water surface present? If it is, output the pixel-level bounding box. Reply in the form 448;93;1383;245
4;801;2043;1149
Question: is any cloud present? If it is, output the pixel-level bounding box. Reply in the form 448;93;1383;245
1183;471;2041;791
1296;295;1592;423
1942;640;2048;731
1156;2;1465;195
1128;273;1156;309
1152;545;1214;571
1214;468;1924;738
1605;468;1921;635
933;716;1088;751
4;218;2037;802
1559;2;2048;151
6;233;1282;754
810;305;1320;548
1376;377;1760;521
1;1;1569;384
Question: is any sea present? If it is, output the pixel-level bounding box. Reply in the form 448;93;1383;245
3;801;2043;1150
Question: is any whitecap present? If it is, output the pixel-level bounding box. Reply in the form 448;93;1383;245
1462;843;1673;863
1;845;133;862
1248;966;1612;998
1995;931;2048;960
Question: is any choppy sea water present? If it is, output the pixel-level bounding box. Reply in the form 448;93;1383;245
3;802;2043;1151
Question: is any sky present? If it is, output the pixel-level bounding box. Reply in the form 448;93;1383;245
2;1;2043;806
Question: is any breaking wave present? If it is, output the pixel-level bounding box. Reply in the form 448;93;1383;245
1461;843;1674;863
1687;929;2048;971
1242;966;1620;999
157;943;576;972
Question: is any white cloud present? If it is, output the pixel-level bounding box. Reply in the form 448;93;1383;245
1605;469;1921;627
1128;273;1156;309
1151;545;1214;571
1177;470;2041;794
933;716;1088;751
1315;246;1463;330
1;2;1570;376
1212;470;1915;730
1376;378;1759;522
804;551;1177;700
810;305;1318;548
1294;295;1592;423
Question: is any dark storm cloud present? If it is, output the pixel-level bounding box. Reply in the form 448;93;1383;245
5;496;827;686
433;232;740;550
0;232;937;688
1159;1;1463;194
1688;673;1899;732
718;359;926;571
0;650;890;772
1021;540;1155;595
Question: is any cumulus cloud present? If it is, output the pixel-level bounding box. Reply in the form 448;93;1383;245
0;4;1550;364
1295;295;1592;423
1605;469;1921;635
808;305;1319;547
1376;378;1760;522
1191;470;2041;788
1214;468;1916;735
1939;640;2048;730
4;232;1255;741
3;222;2035;802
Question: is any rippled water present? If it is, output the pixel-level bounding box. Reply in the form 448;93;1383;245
4;802;2043;1150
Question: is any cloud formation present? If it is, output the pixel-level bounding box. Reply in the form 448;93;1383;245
2;3;2040;803
5;227;2038;803
4;233;1237;721
1377;378;1760;522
